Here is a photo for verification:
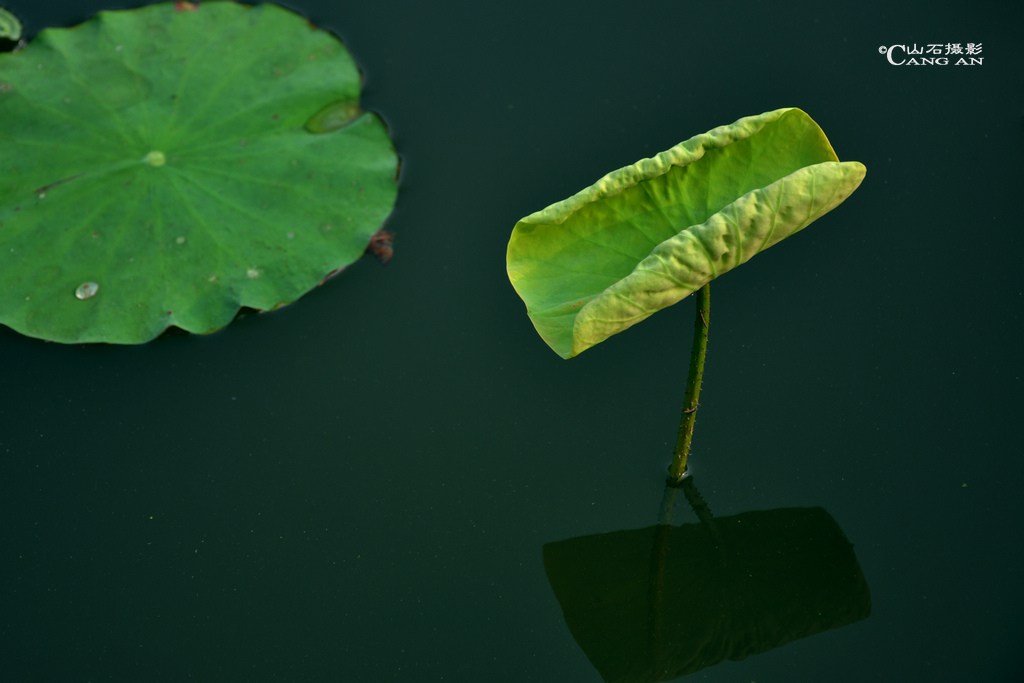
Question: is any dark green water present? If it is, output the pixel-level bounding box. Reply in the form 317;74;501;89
2;0;1022;680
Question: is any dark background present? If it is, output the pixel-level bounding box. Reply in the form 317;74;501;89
2;0;1022;680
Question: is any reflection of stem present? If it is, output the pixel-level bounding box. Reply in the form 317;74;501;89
651;483;680;654
680;476;714;526
668;283;711;485
649;514;673;666
649;484;681;659
657;483;681;526
649;476;715;664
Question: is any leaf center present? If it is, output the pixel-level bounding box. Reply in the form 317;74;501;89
144;150;166;167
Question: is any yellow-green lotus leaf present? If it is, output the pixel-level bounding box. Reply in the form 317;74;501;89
507;108;865;358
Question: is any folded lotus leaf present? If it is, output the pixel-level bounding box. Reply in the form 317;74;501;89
0;2;398;343
507;108;865;358
0;7;21;43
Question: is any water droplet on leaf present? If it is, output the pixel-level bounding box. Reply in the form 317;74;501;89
305;99;362;134
75;282;98;300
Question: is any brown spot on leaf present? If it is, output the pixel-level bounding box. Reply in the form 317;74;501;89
174;1;199;11
366;229;394;265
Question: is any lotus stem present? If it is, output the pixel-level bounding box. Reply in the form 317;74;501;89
668;283;710;485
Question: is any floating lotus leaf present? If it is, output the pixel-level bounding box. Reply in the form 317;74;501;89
0;1;398;343
507;108;865;358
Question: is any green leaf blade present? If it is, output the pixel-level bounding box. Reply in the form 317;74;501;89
0;2;398;344
507;108;865;358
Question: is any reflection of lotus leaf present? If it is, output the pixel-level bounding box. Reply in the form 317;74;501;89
507;108;865;358
543;507;871;682
0;2;398;343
